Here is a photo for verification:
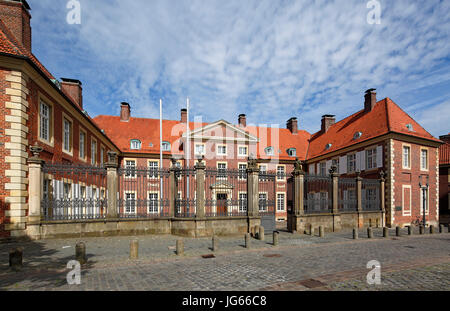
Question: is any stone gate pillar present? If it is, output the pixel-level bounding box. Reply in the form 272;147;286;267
356;172;364;228
27;144;44;240
169;159;179;218
106;151;119;219
247;158;260;217
380;171;386;228
331;166;341;232
288;159;305;233
195;157;206;218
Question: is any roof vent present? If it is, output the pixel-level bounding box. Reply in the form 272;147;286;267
325;143;332;150
353;132;363;140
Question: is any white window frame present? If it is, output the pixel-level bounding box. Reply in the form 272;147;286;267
79;129;87;161
38;98;54;146
319;162;327;176
147;191;159;214
277;165;286;181
402;145;411;169
217;144;227;156
238;163;247;180
130;139;142;150
238;145;248;157
148;160;160;179
62;114;73;155
277;192;286;212
124;159;137;178
347;153;356;173
161;141;171;152
124;191;137;215
258;192;268;212
91;138;97;166
195;143;206;156
238;191;247;213
217;162;227;179
420;148;429;171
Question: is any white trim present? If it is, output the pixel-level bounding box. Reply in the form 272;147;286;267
183;120;259;143
402;185;412;217
420;147;429;171
402;144;411;170
276;192;286;212
147;190;160;214
216;144;227;156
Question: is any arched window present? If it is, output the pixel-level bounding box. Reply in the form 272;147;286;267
265;147;274;156
130;139;141;150
287;148;297;157
161;141;171;152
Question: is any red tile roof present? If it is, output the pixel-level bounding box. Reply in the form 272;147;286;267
440;135;450;165
307;98;441;160
93;115;311;160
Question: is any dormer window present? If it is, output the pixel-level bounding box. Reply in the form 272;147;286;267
265;147;274;156
353;132;363;140
130;139;141;150
162;142;171;152
406;124;414;132
287;148;297;157
325;143;332;150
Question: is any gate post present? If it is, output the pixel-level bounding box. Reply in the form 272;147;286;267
247;158;260;217
106;151;119;219
293;160;305;216
195;157;206;218
356;173;364;228
27;144;44;240
380;171;386;228
331;166;341;232
169;159;179;217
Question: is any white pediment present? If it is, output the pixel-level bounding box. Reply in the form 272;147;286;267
182;120;259;143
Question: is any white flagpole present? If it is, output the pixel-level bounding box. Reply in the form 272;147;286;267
160;99;163;211
186;97;190;213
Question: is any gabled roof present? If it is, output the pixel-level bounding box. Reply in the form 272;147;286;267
440;135;450;166
184;120;259;143
307;98;441;160
93;115;311;160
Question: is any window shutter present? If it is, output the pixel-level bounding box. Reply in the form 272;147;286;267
339;156;347;174
376;146;383;168
356;152;361;172
360;151;366;171
326;160;332;176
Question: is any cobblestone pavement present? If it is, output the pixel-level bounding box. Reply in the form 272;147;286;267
0;228;449;291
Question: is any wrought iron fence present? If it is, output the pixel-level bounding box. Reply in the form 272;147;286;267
258;170;277;216
118;166;170;218
41;163;107;220
338;178;357;212
304;174;332;214
205;167;248;217
175;167;196;218
362;179;381;211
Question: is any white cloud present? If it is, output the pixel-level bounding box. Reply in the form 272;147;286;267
29;0;450;136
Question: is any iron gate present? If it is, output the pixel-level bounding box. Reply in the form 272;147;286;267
258;170;277;233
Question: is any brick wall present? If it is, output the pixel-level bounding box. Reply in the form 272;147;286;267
0;0;32;51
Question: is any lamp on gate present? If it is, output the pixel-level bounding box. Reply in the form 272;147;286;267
418;175;429;227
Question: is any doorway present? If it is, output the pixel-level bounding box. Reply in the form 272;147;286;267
217;193;228;216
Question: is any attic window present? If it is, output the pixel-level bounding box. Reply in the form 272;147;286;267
265;147;274;156
325;143;332;150
287;148;297;157
130;139;141;150
353;132;363;140
406;124;414;132
162;142;171;151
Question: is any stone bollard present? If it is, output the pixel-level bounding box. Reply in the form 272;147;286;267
383;227;389;238
259;226;265;241
439;224;444;234
254;225;260;239
273;231;279;246
430;225;435;234
419;225;424;235
353;228;359;240
9;248;23;272
245;233;250;249
367;227;373;239
76;242;87;265
396;226;401;237
310;226;315;237
176;239;184;256
319;226;325;238
408;226;413;236
130;240;139;260
212;235;218;252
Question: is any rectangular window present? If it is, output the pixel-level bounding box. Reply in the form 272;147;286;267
277;193;286;211
148;193;159;214
277;166;285;181
43;179;50;200
218;163;227;179
420;149;428;170
319;163;326;176
347;154;356;173
403;146;411;168
79;131;86;159
125;193;136;214
100;147;105;167
91;140;97;165
366;148;377;170
63;118;72;153
148;161;159;178
125;160;136;178
195;144;205;155
238;146;248;156
40;101;50;141
259;193;268;211
238;164;247;180
239;193;247;212
217;145;227;156
63;182;71;199
332;159;339;171
80;186;86;199
259;165;268;181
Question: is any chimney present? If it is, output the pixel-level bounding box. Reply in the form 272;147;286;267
364;88;377;112
287;117;298;135
120;102;131;122
238;114;247;127
60;78;83;109
181;109;187;123
321;115;335;133
0;0;32;51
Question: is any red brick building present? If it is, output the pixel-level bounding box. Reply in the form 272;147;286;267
439;134;450;224
0;0;444;238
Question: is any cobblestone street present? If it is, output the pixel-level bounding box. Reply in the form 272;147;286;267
1;228;449;291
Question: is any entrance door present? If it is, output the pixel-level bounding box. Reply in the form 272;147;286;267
217;193;228;216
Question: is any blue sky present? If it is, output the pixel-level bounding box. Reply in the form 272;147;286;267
28;0;449;137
